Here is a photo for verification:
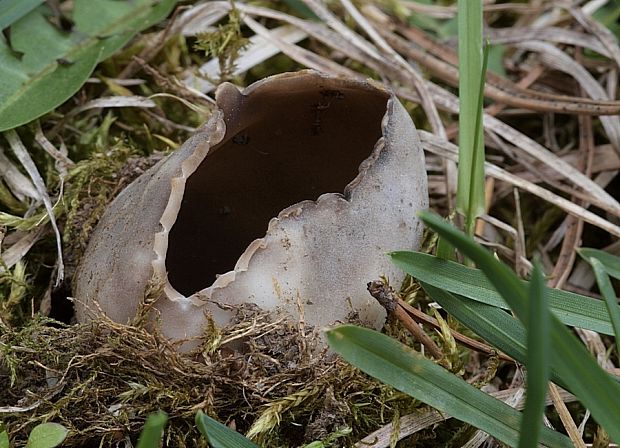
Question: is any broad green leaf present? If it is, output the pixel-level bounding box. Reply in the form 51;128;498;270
0;43;101;133
391;251;614;335
457;0;485;234
195;411;258;448
25;423;68;448
578;248;620;281
0;0;177;131
589;258;620;341
326;325;572;448
0;430;8;448
136;411;167;448
519;263;551;448
0;0;44;30
416;211;620;440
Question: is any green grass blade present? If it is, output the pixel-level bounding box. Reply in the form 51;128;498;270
326;325;572;448
195;411;258;448
519;263;551;448
391;251;614;335
464;41;489;236
417;211;620;440
578;247;620;281
589;258;620;341
136;411;167;448
457;0;486;234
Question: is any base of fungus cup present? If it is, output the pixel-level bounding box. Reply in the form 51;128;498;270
73;70;428;350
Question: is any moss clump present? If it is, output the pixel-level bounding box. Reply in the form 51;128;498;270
0;300;426;447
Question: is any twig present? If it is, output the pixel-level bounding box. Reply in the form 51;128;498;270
367;280;443;359
367;280;514;362
397;298;514;362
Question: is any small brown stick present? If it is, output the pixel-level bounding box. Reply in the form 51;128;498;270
397;298;514;363
368;280;443;359
367;280;514;362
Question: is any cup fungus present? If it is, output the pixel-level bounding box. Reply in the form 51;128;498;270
74;70;428;348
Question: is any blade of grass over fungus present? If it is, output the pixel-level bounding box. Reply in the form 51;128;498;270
457;0;486;235
589;258;620;341
416;211;620;440
196;411;259;448
136;411;167;448
326;325;572;448
391;251;614;335
519;263;551;448
578;248;620;281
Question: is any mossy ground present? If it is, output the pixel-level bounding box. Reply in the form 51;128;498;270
1;1;618;446
1;297;465;447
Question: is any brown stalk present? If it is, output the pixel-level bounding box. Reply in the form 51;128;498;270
367;280;443;360
367;280;514;362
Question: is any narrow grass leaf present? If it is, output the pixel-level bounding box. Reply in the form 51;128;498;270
457;0;486;233
0;0;44;30
519;263;551;448
391;251;614;335
136;411;167;448
589;258;620;341
25;423;68;448
326;325;572;448
464;41;489;236
195;411;258;448
417;211;620;440
0;430;8;448
578;248;620;281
